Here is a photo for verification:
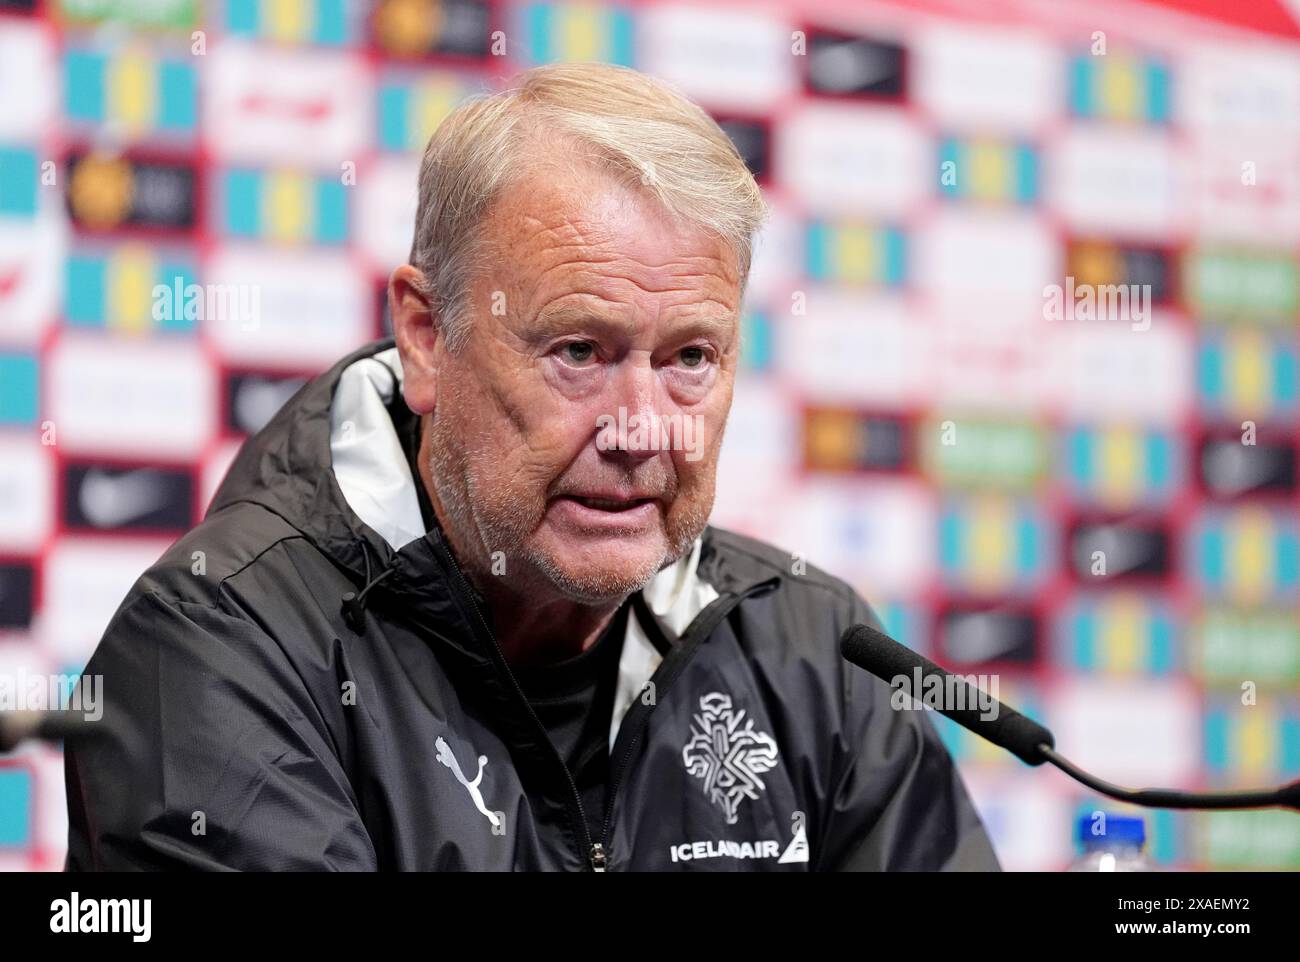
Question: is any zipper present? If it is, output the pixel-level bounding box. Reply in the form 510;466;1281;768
431;537;602;870
434;528;777;872
592;576;780;865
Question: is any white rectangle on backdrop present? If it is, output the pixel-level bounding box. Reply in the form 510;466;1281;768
1178;43;1300;134
1048;125;1184;240
777;288;918;408
48;335;216;459
0;438;53;552
913;24;1061;132
772;476;935;597
778;103;929;218
912;208;1059;302
1052;678;1201;787
638;5;797;112
1049;317;1192;424
40;537;174;667
205;41;371;167
204;246;372;369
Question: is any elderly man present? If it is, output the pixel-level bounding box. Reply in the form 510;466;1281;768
65;63;999;871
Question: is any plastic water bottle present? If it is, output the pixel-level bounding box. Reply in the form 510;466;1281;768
1067;813;1153;871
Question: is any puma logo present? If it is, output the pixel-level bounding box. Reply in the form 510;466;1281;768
435;735;501;828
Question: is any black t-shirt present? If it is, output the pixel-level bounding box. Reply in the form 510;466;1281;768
512;602;627;843
393;388;626;842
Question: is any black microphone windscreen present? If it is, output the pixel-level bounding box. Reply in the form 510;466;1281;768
840;622;1055;766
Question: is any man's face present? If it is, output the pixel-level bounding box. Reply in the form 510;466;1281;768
409;164;742;604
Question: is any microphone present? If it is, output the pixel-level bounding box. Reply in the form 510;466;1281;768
841;623;1300;813
0;710;103;753
842;621;1054;765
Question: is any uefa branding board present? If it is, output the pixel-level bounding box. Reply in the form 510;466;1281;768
0;0;1297;872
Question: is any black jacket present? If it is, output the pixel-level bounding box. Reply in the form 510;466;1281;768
64;339;1001;871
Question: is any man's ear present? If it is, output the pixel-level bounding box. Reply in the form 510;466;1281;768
390;264;442;415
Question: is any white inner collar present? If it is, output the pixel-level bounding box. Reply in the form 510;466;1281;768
328;346;719;746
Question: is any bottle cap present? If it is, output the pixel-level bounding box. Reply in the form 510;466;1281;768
1077;813;1145;849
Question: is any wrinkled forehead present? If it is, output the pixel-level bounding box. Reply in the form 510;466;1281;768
478;163;743;310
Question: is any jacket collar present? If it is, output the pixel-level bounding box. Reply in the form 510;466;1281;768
206;338;774;635
208;338;786;746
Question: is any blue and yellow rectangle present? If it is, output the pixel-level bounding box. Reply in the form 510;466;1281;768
1197;332;1298;421
938;138;1037;204
226;0;352;45
1204;699;1300;782
63;47;197;136
378;74;480;152
1191;508;1300;603
939;496;1052;592
519;2;635;66
1069;53;1170;123
65;246;198;333
1056;593;1178;674
1063;426;1179;509
806;222;905;286
219;168;348;245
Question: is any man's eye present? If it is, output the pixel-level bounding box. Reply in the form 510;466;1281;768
679;347;707;368
563;342;596;364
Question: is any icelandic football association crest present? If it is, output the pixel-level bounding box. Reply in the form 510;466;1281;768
682;692;779;824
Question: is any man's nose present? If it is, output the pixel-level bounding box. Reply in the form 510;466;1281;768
598;358;665;463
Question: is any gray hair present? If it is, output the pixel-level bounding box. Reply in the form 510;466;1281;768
407;62;768;351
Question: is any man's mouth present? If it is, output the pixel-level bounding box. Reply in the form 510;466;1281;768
560;494;658;513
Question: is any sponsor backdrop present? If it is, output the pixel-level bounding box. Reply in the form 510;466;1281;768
1;0;1299;871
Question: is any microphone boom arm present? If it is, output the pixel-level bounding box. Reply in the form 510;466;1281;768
1037;743;1300;812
